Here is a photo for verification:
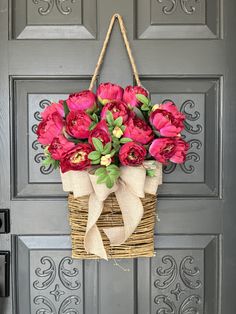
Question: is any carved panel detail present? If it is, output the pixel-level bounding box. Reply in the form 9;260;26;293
136;0;219;39
31;254;82;313
32;0;77;16
157;0;200;15
152;252;203;314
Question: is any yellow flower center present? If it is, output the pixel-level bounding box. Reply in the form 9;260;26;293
70;151;86;164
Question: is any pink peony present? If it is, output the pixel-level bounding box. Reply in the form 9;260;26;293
37;112;64;145
88;120;111;148
119;142;146;166
60;143;93;173
48;135;75;160
123;85;148;107
123;116;154;144
41;102;64;120
149;137;189;164
101;100;131;123
66;110;91;139
66;90;97;113
97;82;123;105
150;101;185;137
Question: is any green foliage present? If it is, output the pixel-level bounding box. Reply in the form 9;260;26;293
120;137;133;144
63;101;70;117
114;116;123;127
106;110;114;126
146;169;156;177
92;138;103;153
42;152;59;170
136;94;150;106
102;142;112;155
88;151;101;160
95;164;120;189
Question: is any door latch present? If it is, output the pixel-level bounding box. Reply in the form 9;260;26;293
0;209;10;234
0;251;10;297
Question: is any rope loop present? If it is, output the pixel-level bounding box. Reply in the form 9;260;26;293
89;13;141;91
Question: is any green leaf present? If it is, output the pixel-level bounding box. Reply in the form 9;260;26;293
120;137;133;144
106;176;114;189
89;122;97;130
53;160;60;169
114;117;123;127
136;94;150;106
63;101;70;117
95;167;107;176
106;110;114;126
42;157;52;166
120;125;126;132
141;104;150;111
92;138;103;153
92;113;99;122
88;151;101;160
107;164;120;171
102;142;112;155
147;169;156;177
91;159;101;165
97;174;108;184
110;149;116;157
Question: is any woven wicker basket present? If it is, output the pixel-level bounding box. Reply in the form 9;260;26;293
68;192;157;259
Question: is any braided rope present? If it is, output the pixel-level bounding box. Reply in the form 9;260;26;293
89;13;141;90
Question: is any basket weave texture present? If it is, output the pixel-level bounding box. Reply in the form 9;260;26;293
68;192;157;259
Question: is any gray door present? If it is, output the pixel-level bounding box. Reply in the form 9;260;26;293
0;0;235;313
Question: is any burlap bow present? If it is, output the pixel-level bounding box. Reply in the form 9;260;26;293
61;161;162;260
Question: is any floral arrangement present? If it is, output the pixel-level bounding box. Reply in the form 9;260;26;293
36;82;189;188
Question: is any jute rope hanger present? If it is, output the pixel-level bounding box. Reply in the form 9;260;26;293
89;13;141;91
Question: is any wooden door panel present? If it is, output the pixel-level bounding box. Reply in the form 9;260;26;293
15;235;219;314
11;0;97;39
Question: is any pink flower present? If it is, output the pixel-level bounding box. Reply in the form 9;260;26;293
66;90;97;113
150;101;185;137
60;143;93;173
149;138;189;164
37;112;64;145
41;102;64;120
66;110;91;139
48;135;75;160
123;85;148;107
123;116;154;144
101;100;131;123
119;142;146;166
97;82;123;105
88;120;111;148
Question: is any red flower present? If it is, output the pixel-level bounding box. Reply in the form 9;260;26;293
41;102;64;120
123;85;148;107
48;135;75;160
60;143;93;173
66;90;97;113
119;142;146;166
150;101;185;137
101;100;131;123
97;82;123;105
149;138;189;164
66;110;91;139
37;112;64;145
123;116;154;144
88;120;111;148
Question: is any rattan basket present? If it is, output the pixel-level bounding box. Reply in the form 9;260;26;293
68;192;157;259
